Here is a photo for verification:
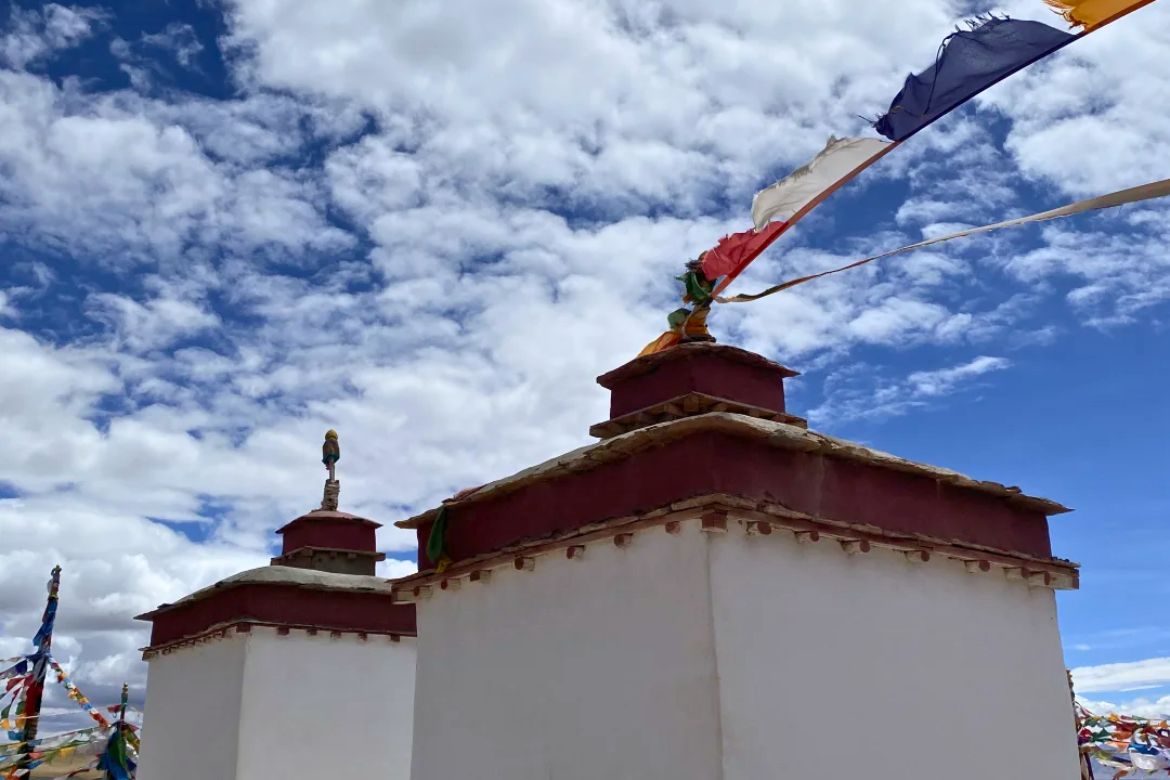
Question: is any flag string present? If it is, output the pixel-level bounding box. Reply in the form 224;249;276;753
717;177;1170;303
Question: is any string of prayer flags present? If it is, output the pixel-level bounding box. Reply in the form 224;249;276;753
1076;703;1170;778
0;725;133;776
97;727;137;780
0;661;27;683
49;657;111;730
750;137;894;232
32;567;62;649
1;673;30;740
701;139;893;297
650;0;1161;331
700;222;786;283
1;569;142;779
717;177;1170;303
873;17;1075;142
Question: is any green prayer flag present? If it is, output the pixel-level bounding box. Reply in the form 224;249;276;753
676;271;712;305
666;308;691;329
426;506;449;564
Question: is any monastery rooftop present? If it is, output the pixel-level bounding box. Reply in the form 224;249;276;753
394;342;1075;597
398;412;1068;531
137;565;394;619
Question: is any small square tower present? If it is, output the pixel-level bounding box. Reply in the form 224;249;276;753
395;343;1080;780
135;449;416;780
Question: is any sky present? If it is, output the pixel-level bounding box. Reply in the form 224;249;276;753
0;0;1168;732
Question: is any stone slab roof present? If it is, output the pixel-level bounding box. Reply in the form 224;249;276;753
137;565;394;620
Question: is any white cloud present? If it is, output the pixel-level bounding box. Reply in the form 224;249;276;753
87;293;221;352
221;0;960;213
0;70;354;266
810;355;1012;423
906;356;1011;398
378;558;419;580
988;1;1170;197
1073;657;1170;694
0;0;1168;705
0;3;104;69
1079;694;1170;719
141;23;203;69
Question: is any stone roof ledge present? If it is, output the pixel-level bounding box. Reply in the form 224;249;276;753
136;565;394;620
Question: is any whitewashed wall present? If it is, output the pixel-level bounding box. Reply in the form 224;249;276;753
236;630;416;780
412;517;1080;780
137;635;247;780
708;528;1080;780
411;523;724;780
138;629;416;780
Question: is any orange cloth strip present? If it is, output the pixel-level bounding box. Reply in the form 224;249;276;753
1044;0;1155;30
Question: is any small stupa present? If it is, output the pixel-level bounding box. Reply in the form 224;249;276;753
135;432;416;780
394;342;1081;779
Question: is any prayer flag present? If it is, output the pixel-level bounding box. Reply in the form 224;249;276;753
751;137;892;231
699;222;787;282
1045;0;1155;30
720;177;1170;303
874;17;1075;141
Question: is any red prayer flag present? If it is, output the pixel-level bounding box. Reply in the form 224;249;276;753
700;221;787;281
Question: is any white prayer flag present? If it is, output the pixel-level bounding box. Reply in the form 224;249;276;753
751;136;892;231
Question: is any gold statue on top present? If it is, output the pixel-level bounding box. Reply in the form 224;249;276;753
322;429;340;482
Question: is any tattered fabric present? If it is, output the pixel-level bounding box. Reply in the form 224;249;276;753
874;17;1075;141
426;505;452;572
1045;0;1154;30
751;137;892;230
699;222;786;282
720;177;1170;303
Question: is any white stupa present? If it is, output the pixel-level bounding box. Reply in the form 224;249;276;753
134;441;416;780
392;343;1081;779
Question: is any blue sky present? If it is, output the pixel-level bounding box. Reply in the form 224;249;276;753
0;0;1167;725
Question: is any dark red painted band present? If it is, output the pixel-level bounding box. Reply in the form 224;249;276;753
142;583;415;648
604;350;789;418
416;430;1054;569
279;516;378;554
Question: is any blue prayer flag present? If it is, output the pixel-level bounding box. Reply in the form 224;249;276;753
874;17;1075;141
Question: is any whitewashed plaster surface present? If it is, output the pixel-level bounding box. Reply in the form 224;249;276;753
709;528;1080;780
411;524;724;780
137;634;247;780
138;629;416;780
411;518;1080;780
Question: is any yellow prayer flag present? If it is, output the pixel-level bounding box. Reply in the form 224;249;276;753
637;331;681;358
1045;0;1154;30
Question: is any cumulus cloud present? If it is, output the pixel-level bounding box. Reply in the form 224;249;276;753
1079;694;1170;720
810;355;1012;423
141;23;204;69
0;70;354;266
1073;657;1170;694
87;294;221;352
0;3;104;69
907;355;1012;397
0;0;1168;706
